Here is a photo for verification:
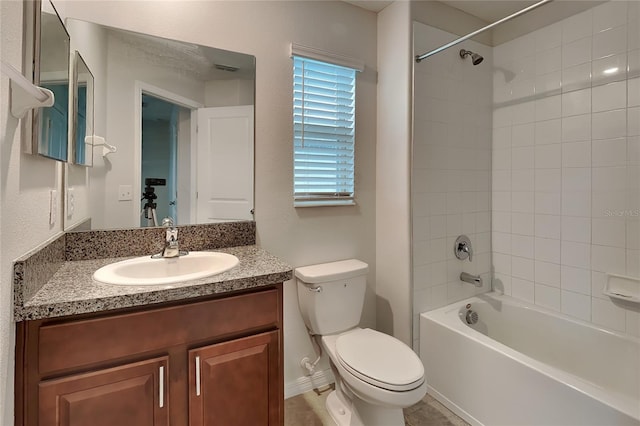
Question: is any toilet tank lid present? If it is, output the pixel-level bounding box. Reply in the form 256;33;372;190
295;259;369;284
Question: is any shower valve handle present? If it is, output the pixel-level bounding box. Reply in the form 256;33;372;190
459;242;473;261
454;235;473;262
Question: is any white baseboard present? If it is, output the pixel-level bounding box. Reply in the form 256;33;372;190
285;368;335;399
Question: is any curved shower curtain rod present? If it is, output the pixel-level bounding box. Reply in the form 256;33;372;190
415;0;554;63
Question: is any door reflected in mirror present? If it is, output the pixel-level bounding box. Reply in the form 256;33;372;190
140;94;183;227
62;19;255;231
35;0;70;162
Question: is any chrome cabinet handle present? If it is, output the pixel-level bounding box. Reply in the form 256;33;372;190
159;366;165;408
195;355;201;396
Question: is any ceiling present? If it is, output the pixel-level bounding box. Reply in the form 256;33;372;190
343;0;539;23
342;1;394;13
439;1;537;23
342;0;603;45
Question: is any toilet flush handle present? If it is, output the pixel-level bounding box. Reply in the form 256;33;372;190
307;285;322;293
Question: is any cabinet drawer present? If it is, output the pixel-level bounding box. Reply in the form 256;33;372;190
39;289;278;375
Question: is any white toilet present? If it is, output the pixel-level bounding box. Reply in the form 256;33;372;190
296;259;426;426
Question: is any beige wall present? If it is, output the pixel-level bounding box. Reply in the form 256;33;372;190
0;1;377;413
376;0;412;344
375;0;497;348
1;2;66;423
412;0;491;46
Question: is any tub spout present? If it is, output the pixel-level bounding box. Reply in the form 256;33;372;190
460;272;482;287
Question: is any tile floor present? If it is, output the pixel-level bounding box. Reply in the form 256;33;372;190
284;386;470;426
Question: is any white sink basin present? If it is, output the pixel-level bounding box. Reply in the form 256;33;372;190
93;251;239;286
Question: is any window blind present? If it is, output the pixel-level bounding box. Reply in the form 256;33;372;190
293;56;356;206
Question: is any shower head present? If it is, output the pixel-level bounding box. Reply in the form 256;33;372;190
459;49;484;66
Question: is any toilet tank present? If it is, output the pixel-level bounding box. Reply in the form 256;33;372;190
296;259;369;335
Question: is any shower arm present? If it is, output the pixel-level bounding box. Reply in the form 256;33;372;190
415;0;554;63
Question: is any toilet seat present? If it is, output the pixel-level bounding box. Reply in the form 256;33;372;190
335;328;425;392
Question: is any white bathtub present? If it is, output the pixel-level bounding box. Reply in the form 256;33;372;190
420;292;640;426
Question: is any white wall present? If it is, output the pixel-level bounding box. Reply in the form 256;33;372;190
375;0;495;348
64;164;90;229
376;0;412;345
492;0;607;46
492;1;640;336
411;0;492;46
64;18;107;230
59;0;378;398
2;0;375;416
63;18;109;230
205;79;254;107
411;22;493;350
1;2;65;423
103;31;205;228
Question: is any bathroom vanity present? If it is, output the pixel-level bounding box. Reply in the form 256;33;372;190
17;286;282;426
13;222;292;426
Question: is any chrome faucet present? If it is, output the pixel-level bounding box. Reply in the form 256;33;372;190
158;217;184;258
460;272;483;287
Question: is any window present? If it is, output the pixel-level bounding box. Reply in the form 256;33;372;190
293;56;356;206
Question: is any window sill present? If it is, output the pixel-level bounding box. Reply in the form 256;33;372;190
294;199;356;208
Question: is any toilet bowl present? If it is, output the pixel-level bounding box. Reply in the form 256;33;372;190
296;259;427;426
322;328;427;425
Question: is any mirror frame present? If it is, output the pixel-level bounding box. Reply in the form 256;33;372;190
21;0;38;153
31;0;71;162
70;51;94;166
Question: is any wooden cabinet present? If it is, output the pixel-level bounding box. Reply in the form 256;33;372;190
15;285;283;426
38;357;169;426
189;331;279;426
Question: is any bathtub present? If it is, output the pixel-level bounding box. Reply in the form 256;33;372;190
420;292;640;426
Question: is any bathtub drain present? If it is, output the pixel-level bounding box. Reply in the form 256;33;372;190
465;310;478;325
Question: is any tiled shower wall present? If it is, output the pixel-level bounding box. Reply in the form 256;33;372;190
412;22;494;349
492;1;640;336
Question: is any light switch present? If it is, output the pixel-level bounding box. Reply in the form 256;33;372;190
118;185;133;201
67;187;75;217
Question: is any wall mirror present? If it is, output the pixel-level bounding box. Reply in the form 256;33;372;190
62;19;255;231
71;51;94;166
33;0;70;162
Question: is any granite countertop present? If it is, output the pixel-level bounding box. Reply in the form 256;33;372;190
17;245;293;321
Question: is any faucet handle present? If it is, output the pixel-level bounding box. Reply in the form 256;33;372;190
454;235;473;262
161;217;174;227
462;243;473;261
166;227;178;242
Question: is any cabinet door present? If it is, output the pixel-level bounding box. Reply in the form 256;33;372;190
38;356;169;426
189;331;280;426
